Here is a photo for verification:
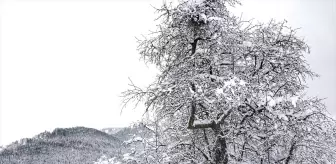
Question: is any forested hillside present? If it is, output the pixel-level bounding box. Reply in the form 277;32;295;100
0;127;124;164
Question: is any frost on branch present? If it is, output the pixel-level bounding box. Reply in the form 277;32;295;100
122;0;336;163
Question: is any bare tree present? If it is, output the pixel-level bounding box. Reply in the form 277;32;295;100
122;0;336;163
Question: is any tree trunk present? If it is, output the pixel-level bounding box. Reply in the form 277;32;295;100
212;124;228;164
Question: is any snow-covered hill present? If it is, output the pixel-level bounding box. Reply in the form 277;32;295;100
0;127;124;164
0;124;154;164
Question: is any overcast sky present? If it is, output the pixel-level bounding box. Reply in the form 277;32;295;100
1;0;335;146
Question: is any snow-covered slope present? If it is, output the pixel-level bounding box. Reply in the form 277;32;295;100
0;124;154;164
0;127;124;164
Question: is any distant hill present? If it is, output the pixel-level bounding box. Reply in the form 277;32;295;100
100;127;123;135
0;127;124;164
113;123;153;141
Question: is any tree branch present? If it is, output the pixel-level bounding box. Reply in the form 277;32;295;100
216;109;232;124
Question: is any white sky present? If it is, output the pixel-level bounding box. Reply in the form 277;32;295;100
0;0;335;146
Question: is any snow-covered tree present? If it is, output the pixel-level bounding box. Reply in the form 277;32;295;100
122;0;336;163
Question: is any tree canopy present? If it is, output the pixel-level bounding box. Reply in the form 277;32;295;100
122;0;336;163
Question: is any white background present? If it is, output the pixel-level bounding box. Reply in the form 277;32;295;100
1;0;335;146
